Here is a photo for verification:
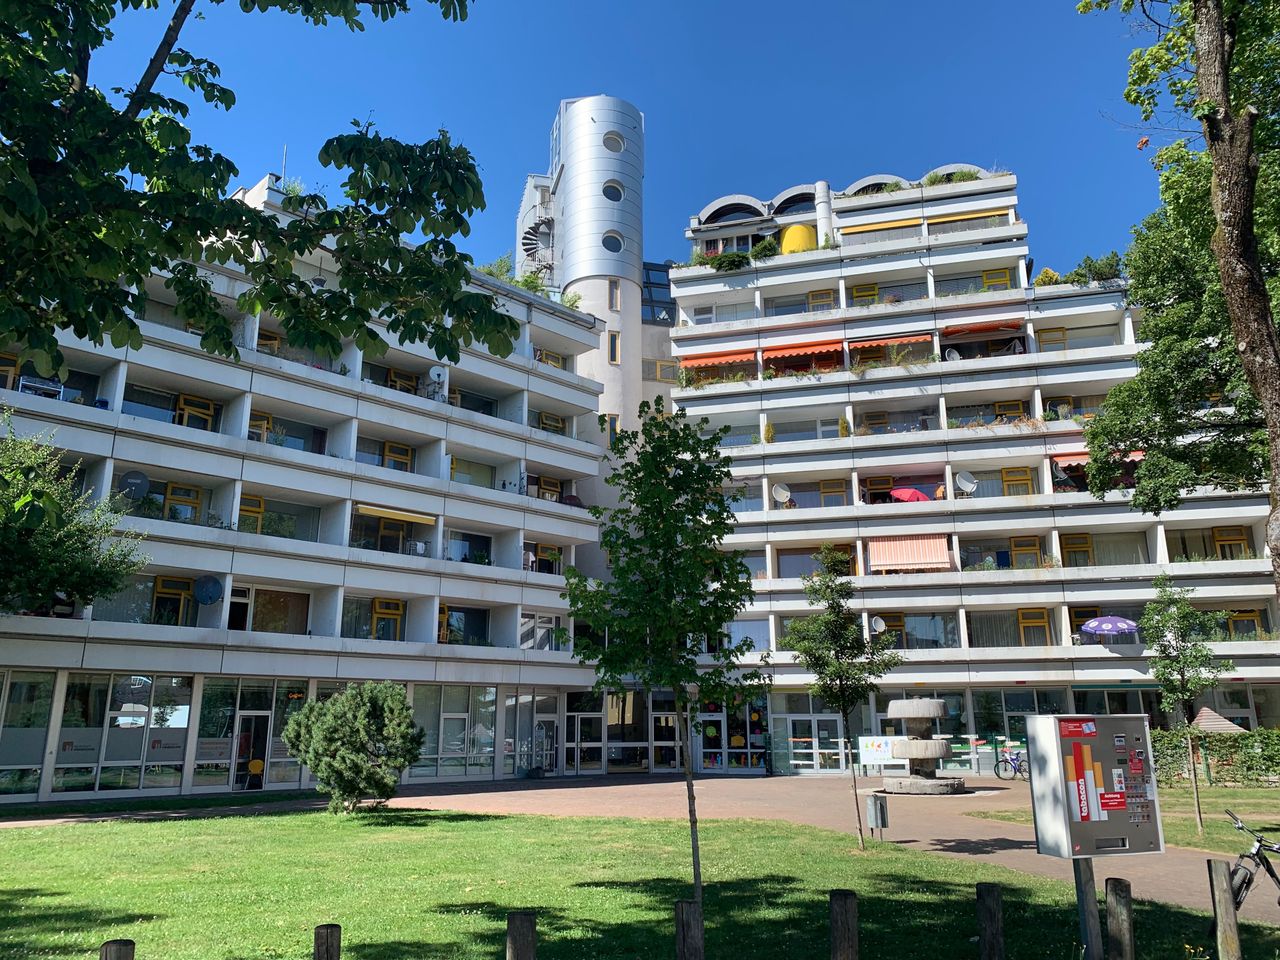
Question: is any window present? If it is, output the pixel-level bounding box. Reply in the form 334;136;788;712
981;268;1012;291
602;232;624;253
808;289;836;312
440;606;490;645
238;494;265;534
537;411;566;434
379;518;408;553
1010;536;1042;569
533;476;562;502
1069;607;1100;633
248;410;272;443
256;330;282;355
608;279;620;311
152;577;195;627
162;483;203;524
384;441;414;472
450;457;495;488
229;587;310;635
602;132;624;153
536;543;561;574
851;283;879;306
862;411;889;432
445;529;492;564
819;479;848;508
0;354;16;391
373;599;405;642
864;476;893;503
1229;612;1264;638
1001;466;1034;496
1037;327;1068;351
176;394;217;431
534;347;564;369
1213;526;1250;559
1018;608;1052;646
606;414;619;448
602;181;624;202
642;358;679;383
994;400;1026;419
1061;533;1095;567
608;330;621;364
880;613;905;644
1044;396;1073;418
387;368;418;393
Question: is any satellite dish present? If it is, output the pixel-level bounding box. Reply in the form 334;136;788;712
955;471;978;494
1051;461;1070;483
193;576;223;606
945;348;962;362
428;367;447;384
117;470;150;501
771;483;791;503
870;616;887;634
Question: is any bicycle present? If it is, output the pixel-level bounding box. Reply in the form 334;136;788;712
1224;809;1280;913
994;749;1030;781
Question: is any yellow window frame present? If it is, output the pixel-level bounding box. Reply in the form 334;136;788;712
437;603;450;643
981;268;1012;291
819;479;848;507
1044;396;1073;417
1228;612;1264;637
176;394;216;430
1017;607;1051;645
1001;466;1034;496
536;543;560;561
248;410;272;443
854;345;887;364
387;368;418;393
372;598;405;642
239;493;265;534
1061;532;1095;567
1037;327;1068;351
879;612;905;642
1010;535;1041;568
539;411;566;433
850;283;879;306
655;360;679;383
538;477;562;502
994;400;1026;419
378;518;408;552
866;476;894;494
535;347;565;369
862;411;889;430
163;482;202;522
1213;526;1249;559
608;331;621;365
0;353;17;391
256;330;282;355
152;576;194;627
807;289;836;311
447;389;462;407
1070;607;1101;632
384;441;413;472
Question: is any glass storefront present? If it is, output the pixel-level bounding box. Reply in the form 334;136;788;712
0;671;55;796
193;677;303;790
503;688;558;776
408;684;496;780
698;696;768;772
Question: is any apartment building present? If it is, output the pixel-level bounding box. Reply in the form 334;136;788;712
0;173;621;802
668;165;1279;773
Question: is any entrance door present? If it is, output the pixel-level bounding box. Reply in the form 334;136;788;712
532;719;558;772
233;713;271;791
787;717;845;773
815;718;845;771
565;714;603;775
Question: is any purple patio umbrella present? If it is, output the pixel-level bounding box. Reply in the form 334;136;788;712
1080;615;1139;643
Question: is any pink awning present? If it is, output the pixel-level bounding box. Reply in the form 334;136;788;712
867;535;952;572
679;351;755;369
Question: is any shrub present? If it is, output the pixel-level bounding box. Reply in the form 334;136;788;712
921;171;948;187
560;291;582;310
948;169;981;183
1151;726;1280;786
514;272;548;296
749;237;779;260
1062;251;1123;285
763;422;775;443
283;681;425;813
710;251;751;272
1033;267;1063;287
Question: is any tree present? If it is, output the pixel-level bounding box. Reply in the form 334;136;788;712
2;0;517;380
783;545;903;851
1139;574;1233;834
1;416;145;613
282;681;424;813
1080;0;1280;591
475;251;514;281
563;397;766;907
1061;250;1124;284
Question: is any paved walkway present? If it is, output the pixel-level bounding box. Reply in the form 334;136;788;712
3;774;1275;924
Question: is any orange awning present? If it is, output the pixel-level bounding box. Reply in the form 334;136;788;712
941;320;1024;337
762;340;844;360
679;351;756;369
1053;453;1090;467
849;334;932;350
867;535;952;572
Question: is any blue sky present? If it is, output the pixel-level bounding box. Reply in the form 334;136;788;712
96;1;1160;273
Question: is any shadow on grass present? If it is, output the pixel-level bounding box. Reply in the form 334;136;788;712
0;888;160;958
897;835;1038;855
353;810;513;828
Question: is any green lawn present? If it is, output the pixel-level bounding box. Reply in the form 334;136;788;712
968;785;1280;856
1;809;1277;960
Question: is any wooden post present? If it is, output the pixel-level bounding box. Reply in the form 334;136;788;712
1208;859;1242;960
313;923;341;960
506;910;537;960
1104;878;1134;960
975;882;1004;960
99;941;135;960
675;899;704;960
1072;858;1103;960
829;889;858;960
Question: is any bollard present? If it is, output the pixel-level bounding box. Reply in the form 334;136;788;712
506;910;537;960
99;941;135;960
675;900;704;960
976;883;1004;960
1208;860;1242;960
313;923;341;960
1105;878;1134;960
829;889;858;960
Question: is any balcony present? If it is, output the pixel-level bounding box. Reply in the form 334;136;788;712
349;508;436;558
121;384;224;435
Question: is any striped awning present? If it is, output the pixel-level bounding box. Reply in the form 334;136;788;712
762;340;844;360
849;334;932;350
867;535;952;572
1053;453;1090;467
941;320;1024;337
679;351;756;369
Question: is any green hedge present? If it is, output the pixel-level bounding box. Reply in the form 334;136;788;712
1150;727;1280;785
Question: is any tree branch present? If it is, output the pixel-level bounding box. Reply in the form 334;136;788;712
122;0;198;122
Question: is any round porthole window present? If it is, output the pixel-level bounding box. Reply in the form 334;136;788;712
602;132;625;153
602;232;624;253
602;180;624;202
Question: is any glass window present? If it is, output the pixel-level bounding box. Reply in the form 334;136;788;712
0;672;55;775
602;232;624;253
608;692;649;742
146;676;193;764
442;607;490;646
725;620;770;652
602;132;624;153
56;673;110;765
451;457;496;489
238;678;274;712
250;590;310;635
602;181;624;202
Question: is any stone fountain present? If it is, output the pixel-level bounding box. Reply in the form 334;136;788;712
882;698;966;795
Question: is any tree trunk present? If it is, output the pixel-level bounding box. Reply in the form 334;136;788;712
1191;0;1280;595
1187;729;1205;835
844;709;866;851
677;701;704;903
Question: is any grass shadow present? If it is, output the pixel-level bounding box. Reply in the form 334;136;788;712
0;887;161;958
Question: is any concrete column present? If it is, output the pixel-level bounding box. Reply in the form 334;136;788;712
405;596;439;644
1024;319;1038;354
211;479;239;531
943;463;955;501
851;469;861;505
84;457;114;503
1041;457;1053;497
329;417;358;461
925;266;936;300
311;586;342;639
1057;605;1073;646
950;533;962;572
338;341;362;379
1048;529;1062;565
223;390;252;441
1152;522;1169;564
1031;387;1044;419
239;312;262;352
838;280;848;310
37;669;69;801
195;575;228;629
319;499;351;547
815;180;833;245
1017;256;1030;290
853;538;865;577
493;529;523;570
1122;310;1136;345
179;674;205;794
491;605;520;648
931;331;942;360
99;360;128;412
765;542;777;579
957;607;970;648
754;288;764;317
938;395;948;430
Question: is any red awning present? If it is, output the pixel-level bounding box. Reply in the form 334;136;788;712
1053;453;1090;467
679;351;756;369
762;340;844;360
849;334;932;350
867;535;952;572
941;320;1024;337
